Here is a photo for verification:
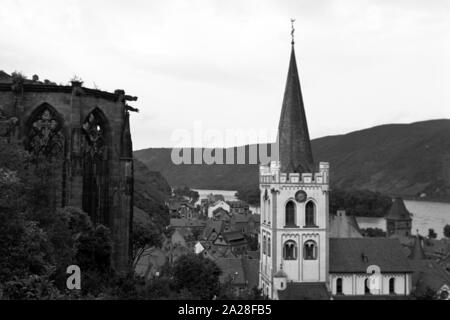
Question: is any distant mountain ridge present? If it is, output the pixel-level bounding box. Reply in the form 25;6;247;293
134;119;450;201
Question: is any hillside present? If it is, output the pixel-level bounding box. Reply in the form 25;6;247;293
133;159;171;228
134;119;450;202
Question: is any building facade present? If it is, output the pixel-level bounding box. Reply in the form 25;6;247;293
0;73;135;272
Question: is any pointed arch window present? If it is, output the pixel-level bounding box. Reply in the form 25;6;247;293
283;240;297;260
82;109;109;225
27;104;64;159
268;237;271;257
303;240;318;260
285;201;296;227
305;201;316;227
26;104;65;209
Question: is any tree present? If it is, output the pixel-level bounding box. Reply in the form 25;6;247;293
444;224;450;239
172;253;222;299
329;189;392;217
361;228;387;237
131;221;163;270
428;228;437;239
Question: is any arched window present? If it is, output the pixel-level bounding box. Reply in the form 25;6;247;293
27;104;64;159
283;240;297;260
285;201;296;227
268;237;271;257
336;278;343;294
82;109;109;225
303;240;318;260
263;236;267;255
389;278;395;294
26;103;65;209
305;201;316;227
364;279;371;295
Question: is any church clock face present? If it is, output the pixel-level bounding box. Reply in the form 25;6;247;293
295;190;307;203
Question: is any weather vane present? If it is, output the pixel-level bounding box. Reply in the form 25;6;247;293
290;18;296;45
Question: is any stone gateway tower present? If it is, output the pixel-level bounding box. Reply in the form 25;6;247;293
259;41;330;299
0;73;135;272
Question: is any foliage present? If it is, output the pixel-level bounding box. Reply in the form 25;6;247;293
171;253;222;299
428;228;437;239
444;224;450;239
173;185;200;204
235;187;260;206
330;189;392;217
131;221;163;269
361;228;387;237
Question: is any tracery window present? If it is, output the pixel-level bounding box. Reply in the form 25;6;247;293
28;105;64;159
82;109;109;224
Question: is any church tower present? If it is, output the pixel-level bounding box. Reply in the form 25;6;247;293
259;25;330;299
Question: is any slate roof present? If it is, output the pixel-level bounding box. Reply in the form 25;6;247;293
278;283;330;300
329;238;412;273
410;260;450;294
277;45;315;174
386;197;412;221
222;231;247;244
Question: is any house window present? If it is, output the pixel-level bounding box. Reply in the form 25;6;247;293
364;279;371;295
303;240;317;260
268;237;271;257
336;278;343;294
285;201;296;227
305;201;316;227
389;278;395;294
263;236;267;255
283;240;297;260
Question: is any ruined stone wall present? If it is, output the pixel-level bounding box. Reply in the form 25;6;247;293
0;80;135;272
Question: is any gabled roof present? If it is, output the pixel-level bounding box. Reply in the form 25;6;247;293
329;238;412;273
278;282;330;300
386;197;412;221
276;44;314;174
410;260;450;294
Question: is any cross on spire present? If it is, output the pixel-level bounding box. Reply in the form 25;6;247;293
290;18;296;45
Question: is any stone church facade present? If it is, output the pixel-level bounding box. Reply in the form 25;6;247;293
0;73;135;272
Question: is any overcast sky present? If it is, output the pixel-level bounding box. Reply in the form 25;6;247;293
1;0;449;149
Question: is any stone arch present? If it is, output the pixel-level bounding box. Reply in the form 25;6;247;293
81;107;111;225
305;200;316;227
25;102;67;208
285;199;296;227
25;102;66;159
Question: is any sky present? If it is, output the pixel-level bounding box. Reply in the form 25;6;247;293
0;0;449;150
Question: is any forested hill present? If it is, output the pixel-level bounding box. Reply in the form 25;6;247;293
134;119;450;202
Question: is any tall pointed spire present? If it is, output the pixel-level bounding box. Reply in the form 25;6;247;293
276;22;314;174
